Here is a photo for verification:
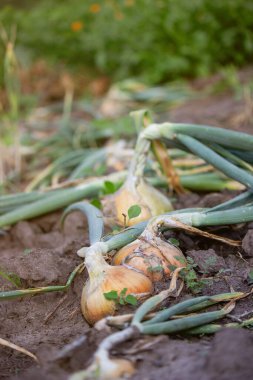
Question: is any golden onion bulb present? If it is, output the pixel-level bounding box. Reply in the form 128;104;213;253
113;236;186;281
81;264;153;325
113;177;173;226
92;357;135;380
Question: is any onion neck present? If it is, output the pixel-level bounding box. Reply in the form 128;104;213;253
128;136;151;184
84;242;109;278
141;227;157;242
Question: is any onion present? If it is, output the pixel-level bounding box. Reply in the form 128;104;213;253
81;243;153;325
113;234;186;281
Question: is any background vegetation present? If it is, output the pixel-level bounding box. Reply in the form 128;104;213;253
0;0;253;85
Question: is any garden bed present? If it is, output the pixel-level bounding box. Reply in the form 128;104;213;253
1;88;253;380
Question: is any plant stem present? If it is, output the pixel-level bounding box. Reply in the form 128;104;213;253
0;172;125;228
176;134;253;189
159;122;253;151
140;308;230;335
61;202;104;245
0;263;83;300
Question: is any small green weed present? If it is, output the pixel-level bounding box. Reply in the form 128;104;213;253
179;257;205;294
103;180;117;195
0;267;22;288
23;248;33;256
168;237;180;247
104;288;138;306
147;265;164;273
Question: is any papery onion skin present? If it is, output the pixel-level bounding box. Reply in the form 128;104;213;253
114;178;173;226
114;185;151;225
113;238;186;281
81;265;153;325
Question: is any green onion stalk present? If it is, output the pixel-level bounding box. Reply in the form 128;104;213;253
0;172;125;227
131;119;253;205
187;316;253;335
93;116;253;226
0;263;83;301
69;292;241;380
99;203;253;255
25;149;101;191
0;170;241;222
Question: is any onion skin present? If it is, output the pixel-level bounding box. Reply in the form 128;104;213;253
113;178;173;226
81;265;153;325
113;238;186;281
114;184;151;225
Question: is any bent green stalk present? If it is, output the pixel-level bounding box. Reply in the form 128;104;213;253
61;202;104;245
0;263;83;300
125;120;253;201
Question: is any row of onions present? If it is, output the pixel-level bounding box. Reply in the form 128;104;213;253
0;111;246;223
1;115;253;307
69;116;253;379
73;111;252;322
74;200;250;325
1;113;253;379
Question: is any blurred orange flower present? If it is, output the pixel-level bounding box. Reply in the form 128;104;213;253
71;21;84;32
89;4;101;13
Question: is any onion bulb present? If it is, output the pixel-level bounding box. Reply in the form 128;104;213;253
113;234;186;281
111;177;172;226
71;341;135;380
81;245;153;325
91;357;135;380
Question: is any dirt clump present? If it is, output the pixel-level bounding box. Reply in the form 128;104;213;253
186;248;226;274
242;229;253;257
203;328;253;380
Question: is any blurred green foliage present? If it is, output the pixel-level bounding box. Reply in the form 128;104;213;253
0;0;253;84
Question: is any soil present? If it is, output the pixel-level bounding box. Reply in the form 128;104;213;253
1;78;253;380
